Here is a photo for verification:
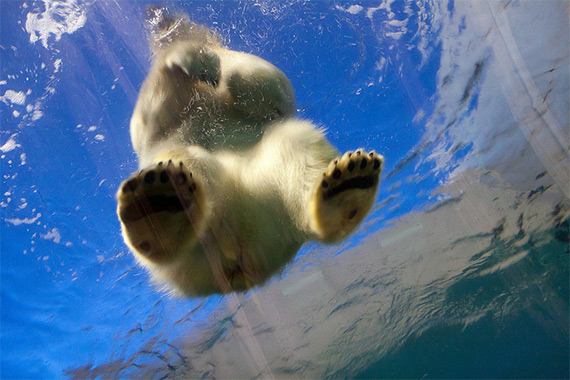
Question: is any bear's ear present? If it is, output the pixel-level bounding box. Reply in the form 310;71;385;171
145;6;224;56
145;5;186;53
146;6;173;32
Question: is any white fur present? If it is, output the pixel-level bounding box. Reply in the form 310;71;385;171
117;11;382;296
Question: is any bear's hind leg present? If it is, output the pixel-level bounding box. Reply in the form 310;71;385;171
310;150;383;242
117;160;208;264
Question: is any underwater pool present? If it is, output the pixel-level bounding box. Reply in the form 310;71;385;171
1;0;568;378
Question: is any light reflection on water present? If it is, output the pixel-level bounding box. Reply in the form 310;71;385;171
1;0;568;378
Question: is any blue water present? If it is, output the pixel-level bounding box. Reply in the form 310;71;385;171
1;1;568;378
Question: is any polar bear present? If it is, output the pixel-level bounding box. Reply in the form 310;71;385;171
116;8;383;296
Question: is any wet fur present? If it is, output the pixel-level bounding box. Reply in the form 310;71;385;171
117;8;382;296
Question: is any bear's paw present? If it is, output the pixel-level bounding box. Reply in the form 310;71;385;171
164;43;221;86
311;150;383;242
117;160;207;264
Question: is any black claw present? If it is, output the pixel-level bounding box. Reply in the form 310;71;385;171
333;168;342;179
360;158;367;169
348;161;355;172
144;170;156;184
200;70;208;80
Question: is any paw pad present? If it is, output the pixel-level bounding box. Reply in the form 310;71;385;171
320;150;383;200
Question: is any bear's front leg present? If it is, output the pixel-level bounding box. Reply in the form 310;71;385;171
117;160;208;264
310;150;383;242
162;41;221;86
